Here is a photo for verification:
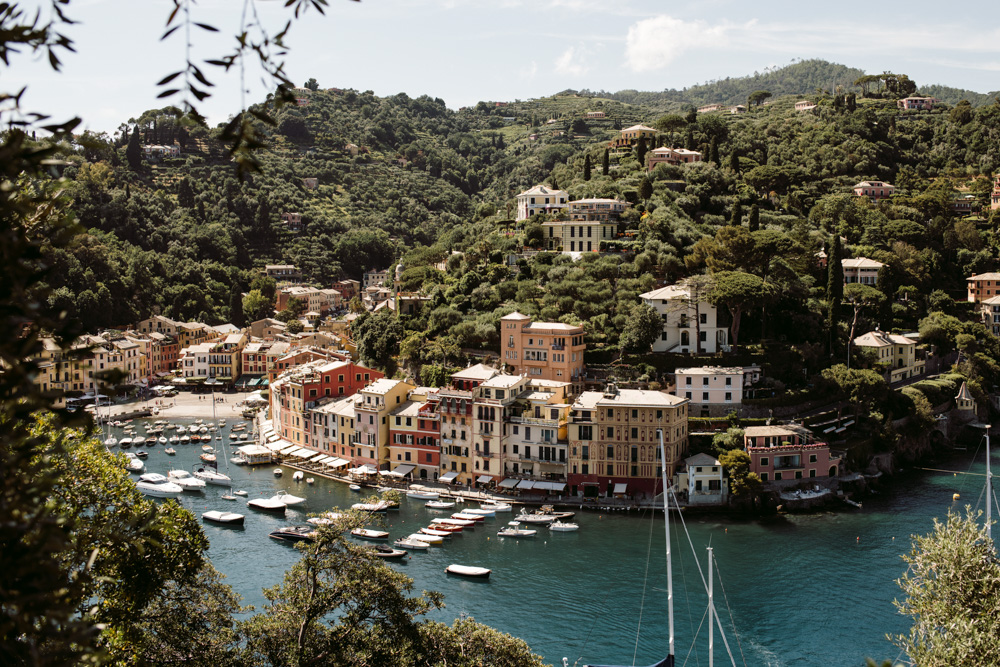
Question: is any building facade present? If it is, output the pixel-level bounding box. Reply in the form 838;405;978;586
743;425;840;482
640;282;729;354
516;185;569;221
499;312;585;390
842;257;885;285
674;366;744;416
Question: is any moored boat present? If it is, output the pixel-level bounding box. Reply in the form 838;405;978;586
292;470;304;481
247;497;287;514
168;469;206;491
394;537;429;549
497;521;536;538
407;532;442;545
136;473;183;498
351;528;389;540
419;527;453;538
373;546;407;559
273;468;283;477
202;510;245;526
193;466;231;486
425;500;455;509
549;521;579;532
445;564;491;579
200;453;217;463
164;447;177;455
451;512;485;522
480;502;512;512
269;525;317;543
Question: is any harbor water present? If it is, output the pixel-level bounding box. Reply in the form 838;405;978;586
111;418;997;666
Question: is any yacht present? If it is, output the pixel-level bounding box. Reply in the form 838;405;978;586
136;473;183;498
193;466;232;486
167;469;207;492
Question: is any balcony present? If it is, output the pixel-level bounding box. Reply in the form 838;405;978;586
551;344;565;351
509;415;559;426
417;409;437;419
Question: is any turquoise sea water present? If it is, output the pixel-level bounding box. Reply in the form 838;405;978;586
112;418;997;667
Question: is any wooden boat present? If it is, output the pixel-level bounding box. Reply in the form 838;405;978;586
202;510;245;526
394;537;429;550
200;453;217;463
407;532;442;545
549;521;580;532
426;523;463;533
419;527;452;538
432;517;475;527
306;477;315;485
135;450;149;459
425;500;456;509
351;528;389;540
373;546;408;559
164;447;177;455
445;564;491;579
273;468;283;477
451;512;485;522
202;444;215;452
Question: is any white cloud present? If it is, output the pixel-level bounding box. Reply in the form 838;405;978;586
555;46;588;76
625;15;731;72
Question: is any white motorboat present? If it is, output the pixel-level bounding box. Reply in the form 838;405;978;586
234;489;248;497
373;546;408;559
307;511;343;525
306;478;315;485
158;437;168;444
292;470;304;481
202;444;215;452
104;436;118;447
118;437;133;448
269;490;306;507
133;436;146;446
269;526;317;543
462;508;495;517
407;532;442;545
394;537;430;549
432;517;475;527
425;500;455;509
480;502;512;512
406;486;439;500
515;512;555;524
445;564;491;579
549;521;579;532
168;435;179;444
230;456;247;466
193;467;232;486
124;452;144;473
349;484;361;491
136;474;183;498
247;497;286;514
497;521;536;538
351;528;389;540
273;468;283;477
164;447;176;455
179;435;191;444
451;512;485;522
202;510;245;526
168;469;207;491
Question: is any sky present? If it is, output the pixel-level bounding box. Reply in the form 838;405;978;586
4;0;999;135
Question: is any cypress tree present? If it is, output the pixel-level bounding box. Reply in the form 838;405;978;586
729;199;743;226
229;283;246;328
125;127;142;171
748;203;760;231
550;175;559;191
826;236;844;353
729;150;739;173
583;154;591;181
636;136;647;167
709;136;720;164
602;148;609;176
639;176;653;201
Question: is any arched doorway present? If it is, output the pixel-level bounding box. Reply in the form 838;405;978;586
829;465;837;477
419;468;427;479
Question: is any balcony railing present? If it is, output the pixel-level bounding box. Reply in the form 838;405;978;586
509;415;560;426
551;344;565;350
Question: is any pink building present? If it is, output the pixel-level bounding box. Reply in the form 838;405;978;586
991;174;1000;211
646;147;702;171
852;180;895;201
897;96;937;111
743;425;840;482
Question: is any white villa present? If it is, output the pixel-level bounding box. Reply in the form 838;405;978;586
640;282;729;354
516;185;569;221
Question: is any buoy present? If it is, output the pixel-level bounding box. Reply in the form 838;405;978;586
953;493;960;500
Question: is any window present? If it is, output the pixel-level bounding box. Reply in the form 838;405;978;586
607;464;613;475
809;454;817;463
702;392;709;401
606;426;614;438
725;377;732;386
685;377;692;386
760;457;769;466
630;427;638;439
606;445;614;458
725;392;732;401
581;445;589;461
579;425;592;439
631;409;638;419
774;472;782;481
702;377;709;386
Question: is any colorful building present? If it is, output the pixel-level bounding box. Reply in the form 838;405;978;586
743;425;840;482
499;312;585;391
516;184;569;221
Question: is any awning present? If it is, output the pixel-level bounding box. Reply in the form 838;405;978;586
237;444;270;456
439;471;459;483
613;483;628;494
476;475;492;484
392;463;416;476
550;482;566;492
326;458;350;469
308;453;327;462
279;445;299;455
498;478;519;488
516;480;536;490
350;464;378;475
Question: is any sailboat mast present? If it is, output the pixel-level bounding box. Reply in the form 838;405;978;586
657;429;674;661
987;426;992;542
708;547;714;667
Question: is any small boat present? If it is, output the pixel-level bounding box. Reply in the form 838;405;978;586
352;501;391;513
433;517;474;527
200;453;217;463
406;488;440;500
202;510;245;526
419;527;453;538
446;564;491;579
515;513;555;524
269;525;317;543
351;528;389;540
497;521;536;538
480;502;512;512
124;453;144;473
549;521;579;532
230;456;247;466
180;435;191;444
306;478;315;485
158;437;168;444
133;436;146;446
407;532;442;545
349;484;361;492
273;468;283;477
168;435;179;444
292;471;304;481
134;450;149;459
221;494;236;501
164;447;176;455
373;546;407;559
271;490;306;506
247;498;286;514
394;537;430;550
425;500;455;509
234;489;248;497
462;508;495;517
202;444;214;452
451;512;485;522
119;437;133;449
426;522;463;533
307;511;343;525
104;436;117;447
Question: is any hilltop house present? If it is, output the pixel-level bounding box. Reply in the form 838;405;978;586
795;100;817;112
516;185;569;221
609;124;657;150
897;96;938;111
646;147;702;172
541;197;629;254
966;272;1000;303
853;330;924;383
674;366;744;417
640;281;729;354
853;181;895;201
842;257;884;285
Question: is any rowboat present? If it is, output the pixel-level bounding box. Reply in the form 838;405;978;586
425;500;456;509
373;546;408;559
419;527;452;538
445;564;491;579
407;532;442;545
394;537;430;549
351;528;389;540
202;510;245;526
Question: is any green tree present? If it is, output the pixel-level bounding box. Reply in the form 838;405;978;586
277;296;306;323
747;90;772;107
126;126;143;171
304;77;319;91
712;427;744;453
286;319;304;334
583;153;591;181
636;136;648;166
353;309;405;374
843;283;886;354
228;282;246;328
728;150;739;174
709;136;719;164
708;271;769;346
717;449;761;501
602;148;609;176
747;203;759;232
820;364;888;417
892;509;1000;665
523;222;544;248
729;199;743;226
639;176;653;201
619;303;661;354
242;289;274;322
826;236;844;352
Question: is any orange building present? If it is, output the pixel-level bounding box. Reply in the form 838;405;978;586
500;312;585;392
